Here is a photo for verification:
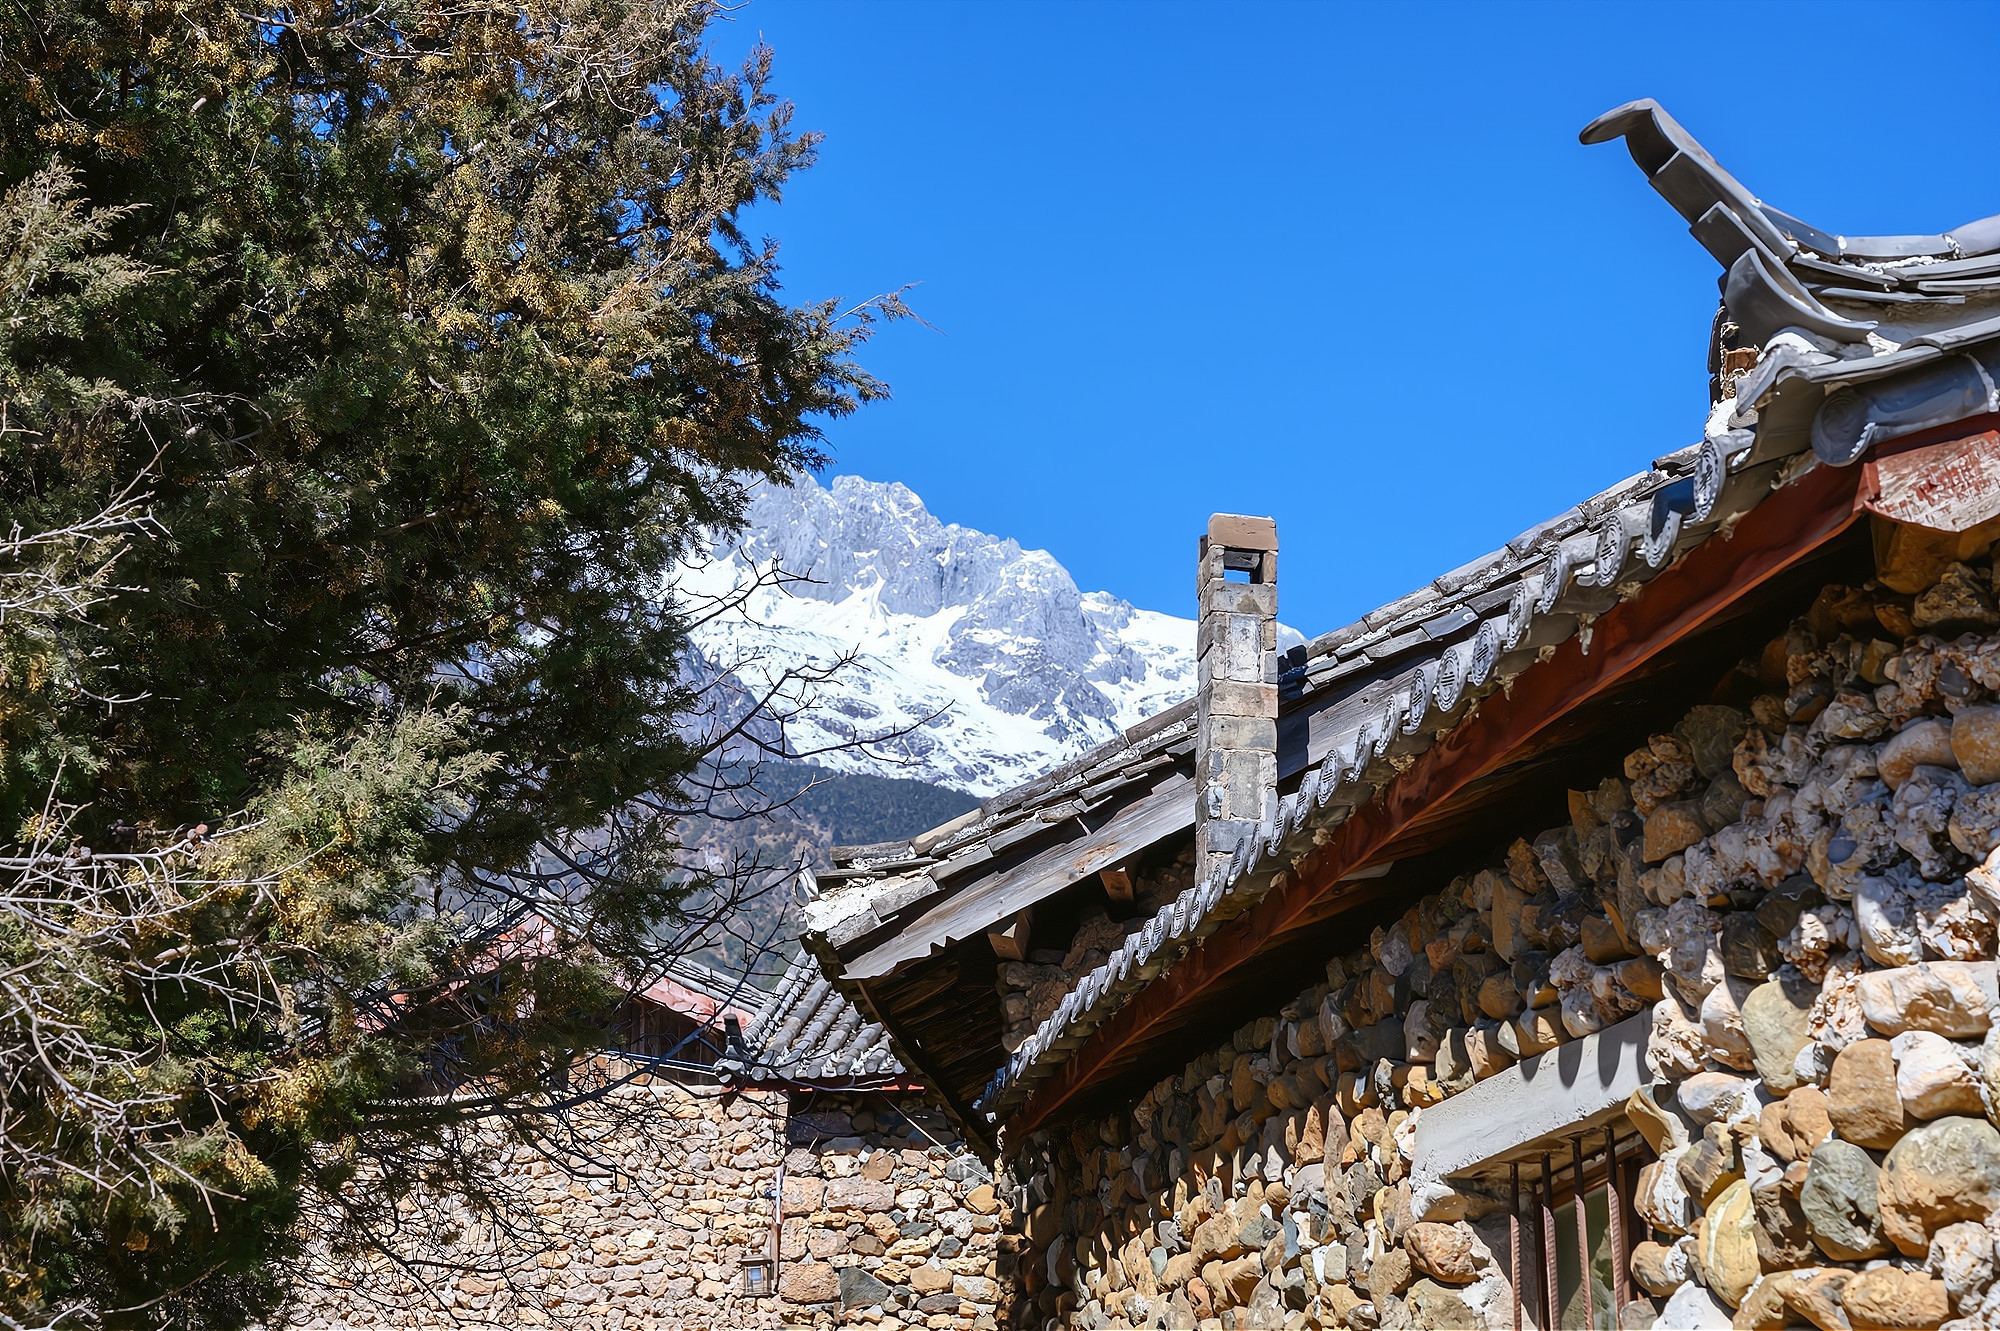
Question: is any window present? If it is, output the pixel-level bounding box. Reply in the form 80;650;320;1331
1497;1127;1648;1331
1552;1185;1618;1331
1407;1015;1657;1329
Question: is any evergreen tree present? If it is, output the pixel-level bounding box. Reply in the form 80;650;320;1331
0;4;890;1324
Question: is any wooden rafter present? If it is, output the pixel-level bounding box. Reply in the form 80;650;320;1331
854;974;997;1156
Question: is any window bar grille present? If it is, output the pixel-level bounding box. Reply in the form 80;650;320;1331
1572;1135;1592;1331
1623;1147;1645;1316
1510;1161;1523;1331
1540;1153;1558;1331
1606;1126;1629;1325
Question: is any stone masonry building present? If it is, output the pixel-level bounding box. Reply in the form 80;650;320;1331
286;951;1011;1330
796;100;2000;1330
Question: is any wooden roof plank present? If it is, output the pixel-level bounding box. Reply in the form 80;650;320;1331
846;773;1193;980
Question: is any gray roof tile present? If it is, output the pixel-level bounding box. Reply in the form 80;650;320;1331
717;950;907;1087
796;96;2000;1128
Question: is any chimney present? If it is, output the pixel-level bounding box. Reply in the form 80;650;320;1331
1195;513;1279;888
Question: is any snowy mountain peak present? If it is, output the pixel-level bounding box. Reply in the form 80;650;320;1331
681;474;1196;796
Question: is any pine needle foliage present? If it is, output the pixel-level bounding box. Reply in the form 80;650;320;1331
0;3;892;1325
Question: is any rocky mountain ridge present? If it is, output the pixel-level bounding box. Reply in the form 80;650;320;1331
681;473;1200;796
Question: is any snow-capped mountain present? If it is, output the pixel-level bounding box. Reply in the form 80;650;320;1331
678;474;1197;797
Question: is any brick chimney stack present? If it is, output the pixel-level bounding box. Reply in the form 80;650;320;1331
1195;514;1279;888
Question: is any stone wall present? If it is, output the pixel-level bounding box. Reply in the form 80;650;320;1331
1008;555;2000;1331
285;1072;1010;1331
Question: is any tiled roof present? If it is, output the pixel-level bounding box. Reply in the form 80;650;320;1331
637;956;764;1024
965;100;2000;1121
800;97;2000;1129
793;433;1747;1120
974;447;1745;1117
715;948;907;1086
800;695;1200;943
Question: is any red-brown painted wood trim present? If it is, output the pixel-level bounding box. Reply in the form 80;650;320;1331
1011;458;1870;1139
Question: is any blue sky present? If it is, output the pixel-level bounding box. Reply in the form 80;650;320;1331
712;1;2000;635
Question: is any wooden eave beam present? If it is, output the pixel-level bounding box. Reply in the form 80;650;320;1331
1011;457;1869;1140
988;908;1033;961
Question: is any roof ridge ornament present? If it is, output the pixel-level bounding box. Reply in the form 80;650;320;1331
1581;99;1794;257
1724;247;1877;346
1583;98;2000;270
1582;99;1879;346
